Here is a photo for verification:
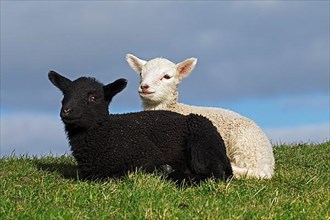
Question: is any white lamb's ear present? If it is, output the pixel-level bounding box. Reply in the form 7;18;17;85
176;58;197;80
126;54;147;74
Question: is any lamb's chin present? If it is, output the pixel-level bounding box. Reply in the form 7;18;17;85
63;120;93;131
62;118;89;129
139;93;156;101
61;117;81;124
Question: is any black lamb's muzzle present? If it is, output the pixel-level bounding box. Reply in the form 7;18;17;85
61;109;100;130
60;107;82;124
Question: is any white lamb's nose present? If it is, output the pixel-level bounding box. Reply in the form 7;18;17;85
140;84;149;90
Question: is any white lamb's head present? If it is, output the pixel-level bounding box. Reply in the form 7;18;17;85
126;54;197;108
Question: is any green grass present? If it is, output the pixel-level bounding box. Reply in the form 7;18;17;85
1;142;329;219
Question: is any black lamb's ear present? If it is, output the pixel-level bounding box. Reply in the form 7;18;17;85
103;78;128;101
48;70;72;93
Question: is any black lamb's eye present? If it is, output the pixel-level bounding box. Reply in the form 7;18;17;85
89;95;97;102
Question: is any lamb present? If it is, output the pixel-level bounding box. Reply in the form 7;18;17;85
126;54;275;179
48;70;233;183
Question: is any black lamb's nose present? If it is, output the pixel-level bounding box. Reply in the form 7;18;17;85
62;108;73;116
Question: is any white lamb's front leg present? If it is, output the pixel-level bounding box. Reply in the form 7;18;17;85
231;165;273;179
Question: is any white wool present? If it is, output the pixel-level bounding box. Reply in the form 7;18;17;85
126;54;275;179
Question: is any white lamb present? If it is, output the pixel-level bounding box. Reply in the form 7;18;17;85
126;54;275;179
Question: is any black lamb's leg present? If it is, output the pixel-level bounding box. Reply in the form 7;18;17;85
185;114;233;181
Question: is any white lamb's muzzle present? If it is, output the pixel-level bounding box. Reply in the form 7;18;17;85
139;92;155;99
138;85;156;95
139;91;166;104
138;88;155;94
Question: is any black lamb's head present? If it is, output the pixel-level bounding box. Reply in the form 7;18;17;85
48;71;127;130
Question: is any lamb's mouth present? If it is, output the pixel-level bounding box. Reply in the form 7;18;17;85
139;91;155;96
61;117;82;124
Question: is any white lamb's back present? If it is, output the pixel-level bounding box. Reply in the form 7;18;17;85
174;102;242;118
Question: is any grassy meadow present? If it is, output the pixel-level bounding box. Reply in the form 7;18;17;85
1;142;329;219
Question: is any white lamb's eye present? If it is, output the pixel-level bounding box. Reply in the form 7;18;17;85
162;74;171;80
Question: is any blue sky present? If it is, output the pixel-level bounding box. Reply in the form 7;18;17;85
1;1;329;156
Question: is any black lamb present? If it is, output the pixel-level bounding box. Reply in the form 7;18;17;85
48;71;232;184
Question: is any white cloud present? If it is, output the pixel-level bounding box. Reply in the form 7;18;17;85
305;37;330;64
231;1;280;12
0;113;69;157
265;123;329;145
